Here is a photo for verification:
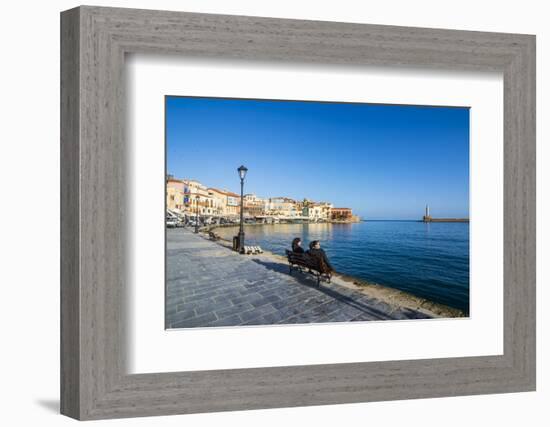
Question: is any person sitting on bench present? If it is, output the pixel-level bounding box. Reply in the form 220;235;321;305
306;240;334;272
291;237;305;254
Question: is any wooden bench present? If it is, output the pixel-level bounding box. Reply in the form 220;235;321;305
285;250;332;285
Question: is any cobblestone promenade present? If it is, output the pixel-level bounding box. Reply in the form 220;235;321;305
166;229;430;328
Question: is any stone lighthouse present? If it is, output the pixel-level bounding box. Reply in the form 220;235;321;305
423;204;432;222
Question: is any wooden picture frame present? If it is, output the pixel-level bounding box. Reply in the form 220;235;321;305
60;5;536;420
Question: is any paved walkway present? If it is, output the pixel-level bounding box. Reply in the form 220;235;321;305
166;229;431;328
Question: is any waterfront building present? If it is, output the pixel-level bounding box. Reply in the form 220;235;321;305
309;205;322;221
311;202;333;221
174;178;215;216
224;191;241;217
166;177;185;212
166;186;185;212
320;202;334;221
191;193;215;216
243;194;265;217
202;188;241;217
207;188;229;215
263;198;274;214
265;197;299;218
167;176;185;192
301;199;333;221
183;179;209;198
331;207;353;221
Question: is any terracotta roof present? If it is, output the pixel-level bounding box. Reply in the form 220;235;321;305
207;188;240;198
207;187;226;194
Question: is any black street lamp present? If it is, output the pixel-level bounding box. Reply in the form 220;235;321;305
195;194;200;234
237;165;248;253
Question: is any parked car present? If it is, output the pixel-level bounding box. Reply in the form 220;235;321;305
166;217;178;228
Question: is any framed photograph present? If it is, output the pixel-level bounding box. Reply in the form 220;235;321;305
61;6;536;420
164;96;470;331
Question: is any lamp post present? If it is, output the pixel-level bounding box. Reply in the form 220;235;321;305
237;165;248;253
195;195;200;233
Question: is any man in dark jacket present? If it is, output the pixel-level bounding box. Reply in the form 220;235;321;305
306;240;334;272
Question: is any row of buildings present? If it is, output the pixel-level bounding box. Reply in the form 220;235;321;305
166;175;357;222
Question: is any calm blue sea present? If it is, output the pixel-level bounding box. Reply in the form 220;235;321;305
216;221;470;313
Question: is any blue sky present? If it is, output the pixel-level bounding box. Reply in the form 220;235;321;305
166;96;469;220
